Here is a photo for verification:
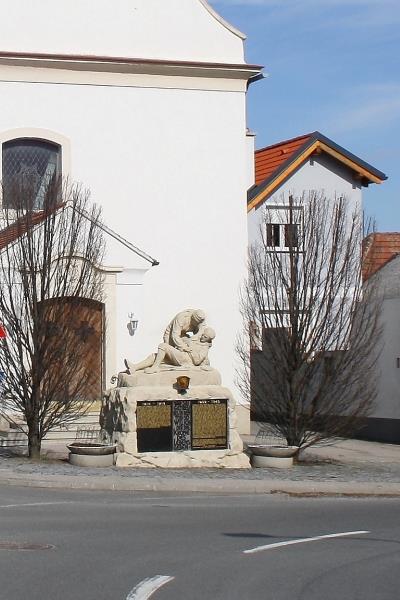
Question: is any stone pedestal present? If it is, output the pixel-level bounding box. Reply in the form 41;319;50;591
100;371;250;468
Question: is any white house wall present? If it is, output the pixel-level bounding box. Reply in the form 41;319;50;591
374;258;400;421
248;153;363;244
2;0;245;63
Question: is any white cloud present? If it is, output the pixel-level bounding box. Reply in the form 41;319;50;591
327;84;400;134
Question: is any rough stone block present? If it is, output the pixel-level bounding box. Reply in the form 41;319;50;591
101;382;250;469
118;368;221;388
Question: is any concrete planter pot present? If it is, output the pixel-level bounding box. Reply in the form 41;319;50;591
67;443;117;467
248;444;299;469
247;444;299;458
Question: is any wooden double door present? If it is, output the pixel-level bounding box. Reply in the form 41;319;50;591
40;297;104;402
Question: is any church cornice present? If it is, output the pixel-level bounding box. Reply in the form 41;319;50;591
0;51;262;82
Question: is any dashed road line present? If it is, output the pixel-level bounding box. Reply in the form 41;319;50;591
243;530;370;554
127;576;175;599
0;502;73;509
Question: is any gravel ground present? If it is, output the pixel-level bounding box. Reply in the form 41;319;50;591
1;450;400;483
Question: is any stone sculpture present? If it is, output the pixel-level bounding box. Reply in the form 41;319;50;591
101;308;250;469
163;308;206;350
123;308;211;376
125;326;215;374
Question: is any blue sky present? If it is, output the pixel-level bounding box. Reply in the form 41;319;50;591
211;0;400;230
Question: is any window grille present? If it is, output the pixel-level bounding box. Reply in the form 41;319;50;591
2;139;61;210
266;223;281;247
266;223;299;249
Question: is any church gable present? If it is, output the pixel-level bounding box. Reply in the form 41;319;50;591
3;0;246;65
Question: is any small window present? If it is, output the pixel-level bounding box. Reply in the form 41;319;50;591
284;223;299;248
2;138;61;210
266;223;281;247
266;223;299;249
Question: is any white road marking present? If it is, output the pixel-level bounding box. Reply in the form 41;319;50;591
127;576;174;600
0;502;72;509
244;530;370;554
132;494;264;501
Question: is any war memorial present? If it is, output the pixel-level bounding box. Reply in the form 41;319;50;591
100;309;249;468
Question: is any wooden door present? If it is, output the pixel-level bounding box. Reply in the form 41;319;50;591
40;297;104;403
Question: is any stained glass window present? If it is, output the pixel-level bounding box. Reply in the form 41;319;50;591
2;139;61;209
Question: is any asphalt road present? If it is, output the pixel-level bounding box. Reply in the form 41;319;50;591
0;485;399;600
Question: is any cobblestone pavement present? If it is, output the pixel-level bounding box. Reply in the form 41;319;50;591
1;450;400;483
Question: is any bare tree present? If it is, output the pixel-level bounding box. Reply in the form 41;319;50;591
237;192;381;450
0;177;105;458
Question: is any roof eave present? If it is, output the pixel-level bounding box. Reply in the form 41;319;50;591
248;133;387;212
0;51;263;81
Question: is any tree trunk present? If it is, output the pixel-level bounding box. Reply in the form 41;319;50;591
27;423;41;459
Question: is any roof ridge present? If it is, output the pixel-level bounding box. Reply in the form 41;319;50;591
255;132;316;154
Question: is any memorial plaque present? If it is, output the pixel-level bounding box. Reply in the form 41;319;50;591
137;401;173;452
136;399;228;452
173;400;191;451
191;399;228;450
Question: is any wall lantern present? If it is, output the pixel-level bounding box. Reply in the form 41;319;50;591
128;313;139;337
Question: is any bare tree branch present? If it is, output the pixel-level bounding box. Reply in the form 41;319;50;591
0;177;105;458
237;192;382;450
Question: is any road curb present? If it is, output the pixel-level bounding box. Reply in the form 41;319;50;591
1;472;400;496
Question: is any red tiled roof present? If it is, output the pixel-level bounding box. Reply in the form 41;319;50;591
249;132;387;213
363;233;400;279
0;211;49;250
254;133;312;186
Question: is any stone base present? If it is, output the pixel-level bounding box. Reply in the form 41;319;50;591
236;403;250;435
116;450;250;469
118;368;221;388
69;453;115;467
101;384;250;469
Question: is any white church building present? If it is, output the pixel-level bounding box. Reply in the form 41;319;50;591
0;0;262;411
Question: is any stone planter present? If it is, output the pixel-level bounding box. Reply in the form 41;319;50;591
247;444;299;469
67;443;117;467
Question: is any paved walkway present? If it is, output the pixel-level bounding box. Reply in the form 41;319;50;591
0;437;399;496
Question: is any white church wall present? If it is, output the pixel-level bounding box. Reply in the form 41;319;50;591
0;68;249;398
0;0;257;403
246;131;256;190
2;0;245;64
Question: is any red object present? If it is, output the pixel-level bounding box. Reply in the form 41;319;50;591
254;133;312;186
363;233;400;280
0;325;6;338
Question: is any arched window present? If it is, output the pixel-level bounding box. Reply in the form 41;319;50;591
2;138;61;210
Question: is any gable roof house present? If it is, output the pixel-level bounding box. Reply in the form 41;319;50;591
247;131;387;247
0;0;262;412
247;132;388;434
360;233;400;444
